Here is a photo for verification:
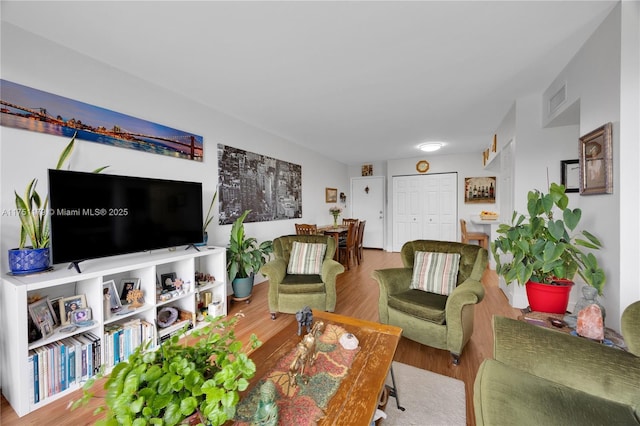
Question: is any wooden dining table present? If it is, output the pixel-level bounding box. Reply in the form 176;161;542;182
317;224;349;260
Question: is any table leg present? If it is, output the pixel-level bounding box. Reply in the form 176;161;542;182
387;365;405;411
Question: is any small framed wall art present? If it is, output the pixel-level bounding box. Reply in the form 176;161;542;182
579;122;612;195
560;159;580;193
325;187;338;203
464;176;496;204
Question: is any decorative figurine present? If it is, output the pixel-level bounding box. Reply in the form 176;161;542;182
126;289;144;308
253;380;278;426
288;342;310;387
288;320;325;387
295;305;313;336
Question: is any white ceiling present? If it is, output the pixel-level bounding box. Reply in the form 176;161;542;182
2;1;617;165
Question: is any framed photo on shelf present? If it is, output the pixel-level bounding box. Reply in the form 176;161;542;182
325;187;338;203
579;122;613;195
70;308;92;324
28;297;58;331
49;296;63;326
160;272;177;291
39;318;54;339
103;280;122;313
561;159;580;193
120;278;141;303
59;294;88;325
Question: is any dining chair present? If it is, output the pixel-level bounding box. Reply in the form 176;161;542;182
460;219;489;249
295;223;318;235
338;222;358;270
356;220;366;265
342;218;359;227
340;218;358;244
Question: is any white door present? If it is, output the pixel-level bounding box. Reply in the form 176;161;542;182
351;176;385;249
392;173;457;251
393;177;422;251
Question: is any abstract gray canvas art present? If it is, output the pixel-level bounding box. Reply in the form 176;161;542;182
217;144;302;224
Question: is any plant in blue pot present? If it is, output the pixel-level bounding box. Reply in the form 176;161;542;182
8;133;108;274
226;210;273;300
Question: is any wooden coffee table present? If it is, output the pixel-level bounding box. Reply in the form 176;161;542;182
236;310;402;425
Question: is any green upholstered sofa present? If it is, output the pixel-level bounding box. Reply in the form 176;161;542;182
474;301;640;426
372;240;488;364
260;234;345;319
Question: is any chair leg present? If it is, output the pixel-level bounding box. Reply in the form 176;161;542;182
450;352;460;365
270;312;277;320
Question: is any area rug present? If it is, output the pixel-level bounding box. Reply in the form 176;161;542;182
380;362;466;426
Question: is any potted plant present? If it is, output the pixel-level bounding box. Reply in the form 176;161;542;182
491;182;605;314
197;189;218;246
226;210;273;299
71;314;261;425
8;133;108;274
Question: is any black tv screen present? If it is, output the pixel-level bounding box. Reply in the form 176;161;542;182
48;169;203;266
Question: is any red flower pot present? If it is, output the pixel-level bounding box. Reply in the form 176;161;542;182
525;279;574;314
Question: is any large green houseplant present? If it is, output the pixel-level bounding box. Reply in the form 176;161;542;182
226;210;273;299
71;314;261;425
8;132;108;274
491;183;605;313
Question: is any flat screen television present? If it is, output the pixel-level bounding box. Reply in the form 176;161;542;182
48;169;203;271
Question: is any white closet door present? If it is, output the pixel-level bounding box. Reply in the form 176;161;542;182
392;173;457;251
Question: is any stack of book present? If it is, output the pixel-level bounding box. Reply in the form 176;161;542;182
103;318;155;368
27;332;101;405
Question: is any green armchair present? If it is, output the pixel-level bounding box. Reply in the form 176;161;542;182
260;235;345;320
372;240;487;364
474;301;640;425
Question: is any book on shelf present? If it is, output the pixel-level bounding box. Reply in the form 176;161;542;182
157;319;193;344
28;352;37;404
28;331;103;406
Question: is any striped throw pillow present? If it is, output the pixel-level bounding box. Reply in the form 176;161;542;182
410;251;461;295
287;242;327;275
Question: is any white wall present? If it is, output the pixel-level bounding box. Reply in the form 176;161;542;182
500;94;581;310
618;0;640;322
0;23;349;282
501;3;640;330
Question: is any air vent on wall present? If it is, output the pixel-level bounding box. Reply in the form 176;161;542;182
548;83;567;116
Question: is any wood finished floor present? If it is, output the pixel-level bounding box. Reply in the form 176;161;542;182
1;249;520;425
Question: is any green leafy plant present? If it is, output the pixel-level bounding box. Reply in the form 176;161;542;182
226;210;273;282
71;313;261;426
14;132;108;249
491;182;606;294
202;189;218;234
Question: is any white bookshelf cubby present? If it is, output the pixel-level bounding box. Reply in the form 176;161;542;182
0;246;226;417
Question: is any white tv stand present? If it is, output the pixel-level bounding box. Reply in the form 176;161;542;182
0;246;227;417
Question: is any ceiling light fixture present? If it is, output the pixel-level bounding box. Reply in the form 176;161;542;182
418;142;443;152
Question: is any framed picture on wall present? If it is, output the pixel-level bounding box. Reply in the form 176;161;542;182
579;122;612;195
464;177;496;204
325;187;337;203
561;159;580;193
